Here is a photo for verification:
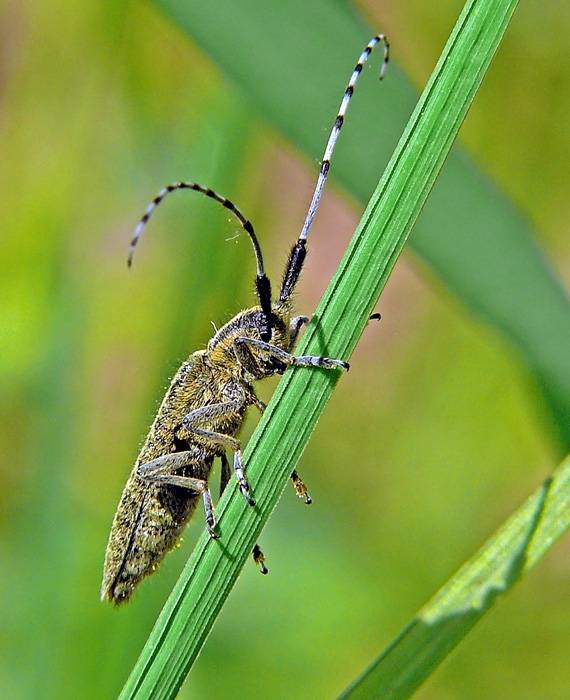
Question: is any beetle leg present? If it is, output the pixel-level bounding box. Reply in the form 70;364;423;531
234;336;350;372
252;543;268;575
289;313;377;349
233;449;255;506
184;425;240;451
289;315;309;346
184;428;253;505
290;469;312;504
182;400;242;435
233;335;263;376
181;402;256;507
138;452;218;537
252;393;312;504
251;395;267;413
182;402;241;451
219;452;232;498
219;453;266;570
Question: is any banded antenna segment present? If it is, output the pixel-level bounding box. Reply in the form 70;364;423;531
278;33;389;305
298;34;389;243
127;181;266;279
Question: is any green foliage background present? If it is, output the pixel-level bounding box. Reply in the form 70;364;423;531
0;1;568;698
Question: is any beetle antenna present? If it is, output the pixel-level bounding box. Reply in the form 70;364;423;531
279;34;389;304
128;182;265;274
129;181;273;335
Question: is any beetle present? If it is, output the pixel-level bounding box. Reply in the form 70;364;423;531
101;34;389;604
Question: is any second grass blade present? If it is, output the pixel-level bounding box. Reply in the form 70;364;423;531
121;0;520;697
339;454;570;699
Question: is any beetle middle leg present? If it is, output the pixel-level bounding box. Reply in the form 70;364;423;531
290;315;309;346
181;401;255;506
219;453;268;574
241;388;313;574
137;451;218;537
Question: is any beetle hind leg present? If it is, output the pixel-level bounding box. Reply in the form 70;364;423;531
252;543;268;574
291;469;312;504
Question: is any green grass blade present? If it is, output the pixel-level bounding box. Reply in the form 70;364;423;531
339;454;570;700
120;1;521;697
154;0;570;448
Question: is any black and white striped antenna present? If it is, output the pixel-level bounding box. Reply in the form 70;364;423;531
128;181;273;336
299;34;389;243
127;181;265;277
279;34;389;304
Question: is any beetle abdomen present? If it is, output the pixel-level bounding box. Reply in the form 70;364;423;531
101;478;201;604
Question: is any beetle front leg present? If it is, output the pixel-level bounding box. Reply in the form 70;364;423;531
288;312;379;355
235;336;350;372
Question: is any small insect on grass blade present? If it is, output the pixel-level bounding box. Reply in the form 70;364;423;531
102;34;389;604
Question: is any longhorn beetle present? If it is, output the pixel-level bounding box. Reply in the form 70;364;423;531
101;35;389;604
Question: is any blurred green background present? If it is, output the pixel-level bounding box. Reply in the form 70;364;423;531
1;1;569;698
